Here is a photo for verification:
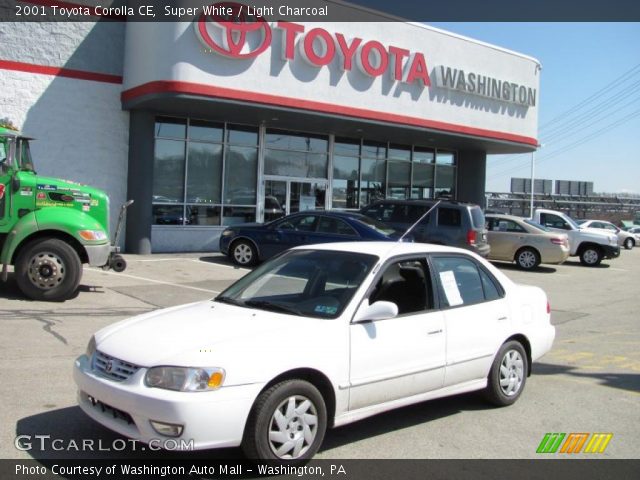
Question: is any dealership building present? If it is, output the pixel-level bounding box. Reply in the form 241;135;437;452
0;2;540;253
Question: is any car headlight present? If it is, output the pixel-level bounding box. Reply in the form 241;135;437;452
221;230;235;237
85;336;96;359
610;236;617;246
145;367;225;392
78;230;108;241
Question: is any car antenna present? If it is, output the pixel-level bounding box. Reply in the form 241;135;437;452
398;200;441;242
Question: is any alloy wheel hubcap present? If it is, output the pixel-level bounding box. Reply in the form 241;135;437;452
499;350;524;396
28;252;66;290
268;395;318;459
233;244;252;264
584;249;598;264
518;251;536;268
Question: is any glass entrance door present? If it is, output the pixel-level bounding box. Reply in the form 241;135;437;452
263;178;327;222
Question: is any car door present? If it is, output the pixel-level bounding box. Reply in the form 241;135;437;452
261;214;319;258
349;257;445;410
488;218;528;260
430;254;511;387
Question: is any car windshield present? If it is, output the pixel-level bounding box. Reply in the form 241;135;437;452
524;219;551;232
564;215;581;230
215;250;378;319
350;214;398;236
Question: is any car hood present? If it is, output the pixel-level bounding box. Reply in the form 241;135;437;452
95;301;314;368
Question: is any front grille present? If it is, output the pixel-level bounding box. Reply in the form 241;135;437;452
93;350;140;381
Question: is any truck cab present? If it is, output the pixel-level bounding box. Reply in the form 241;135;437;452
1;122;127;301
532;208;619;266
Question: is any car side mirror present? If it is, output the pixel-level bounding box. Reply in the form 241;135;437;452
353;300;398;324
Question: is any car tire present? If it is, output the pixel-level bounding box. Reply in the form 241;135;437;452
624;237;635;250
515;247;540;270
484;341;528;407
14;238;83;301
579;245;602;266
230;239;258;267
242;380;327;461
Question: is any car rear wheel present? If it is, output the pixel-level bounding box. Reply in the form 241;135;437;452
230;239;258;267
515;247;540;270
579;246;602;266
485;341;528;407
624;237;635;250
242;380;327;461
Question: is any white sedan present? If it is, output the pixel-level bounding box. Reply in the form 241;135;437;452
74;242;555;461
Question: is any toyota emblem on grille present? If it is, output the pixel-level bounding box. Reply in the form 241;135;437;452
105;360;113;373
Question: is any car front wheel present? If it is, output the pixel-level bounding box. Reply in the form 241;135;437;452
624;237;635;250
230;239;258;267
485;341;528;407
579;246;602;266
242;380;327;461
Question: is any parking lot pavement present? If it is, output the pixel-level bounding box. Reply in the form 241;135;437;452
1;249;638;460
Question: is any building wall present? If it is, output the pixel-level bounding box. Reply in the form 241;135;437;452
0;22;128;240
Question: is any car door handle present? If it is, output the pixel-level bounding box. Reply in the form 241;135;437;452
427;329;443;335
497;316;508;321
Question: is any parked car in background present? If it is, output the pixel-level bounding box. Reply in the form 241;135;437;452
576;219;636;250
625;226;640;244
360;199;490;257
532;209;619;266
219;211;402;266
74;242;555;461
486;214;570;270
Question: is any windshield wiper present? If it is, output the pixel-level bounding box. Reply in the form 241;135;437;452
244;300;301;316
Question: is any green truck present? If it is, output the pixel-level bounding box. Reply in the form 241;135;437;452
0;121;129;301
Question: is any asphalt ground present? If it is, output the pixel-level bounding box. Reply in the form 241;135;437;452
1;248;639;460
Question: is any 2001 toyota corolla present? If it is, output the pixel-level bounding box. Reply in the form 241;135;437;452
74;242;555;460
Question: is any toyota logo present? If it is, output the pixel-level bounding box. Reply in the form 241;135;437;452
196;2;271;59
105;360;113;373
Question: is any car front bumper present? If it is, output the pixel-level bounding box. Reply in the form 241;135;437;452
73;355;262;450
602;244;620;259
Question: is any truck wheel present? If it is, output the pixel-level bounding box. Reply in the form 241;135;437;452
579;245;602;266
15;238;83;301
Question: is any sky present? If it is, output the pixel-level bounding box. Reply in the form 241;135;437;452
429;23;640;195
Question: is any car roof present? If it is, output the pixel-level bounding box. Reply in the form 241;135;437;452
290;241;472;258
365;199;477;208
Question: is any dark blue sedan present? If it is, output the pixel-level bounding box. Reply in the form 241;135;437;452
220;211;403;266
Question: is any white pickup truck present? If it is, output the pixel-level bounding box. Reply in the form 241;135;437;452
532;209;620;266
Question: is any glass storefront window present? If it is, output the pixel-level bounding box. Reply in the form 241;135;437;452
334;138;361;156
189;120;223;142
223;206;256;225
187;205;221;225
388;144;411;161
332;155;360;209
186;143;222;203
412;162;434;199
227;125;259;146
413;147;434;164
362;141;386;159
153;139;185;203
264;149;327;178
436;151;455;165
224;146;258;204
360;157;386;206
265;129;328;152
387;161;411;199
152;205;186;225
435;165;456;197
155;117;186;139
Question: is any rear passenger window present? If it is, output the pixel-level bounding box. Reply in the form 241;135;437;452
438;208;461;227
317;217;358;236
432;256;501;307
479;268;502;301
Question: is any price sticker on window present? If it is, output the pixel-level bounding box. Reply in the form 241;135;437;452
439;270;463;307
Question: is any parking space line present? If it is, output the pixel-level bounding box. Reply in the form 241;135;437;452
187;258;250;272
86;268;220;294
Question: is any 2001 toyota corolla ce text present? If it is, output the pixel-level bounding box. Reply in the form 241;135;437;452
74;242;555;461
